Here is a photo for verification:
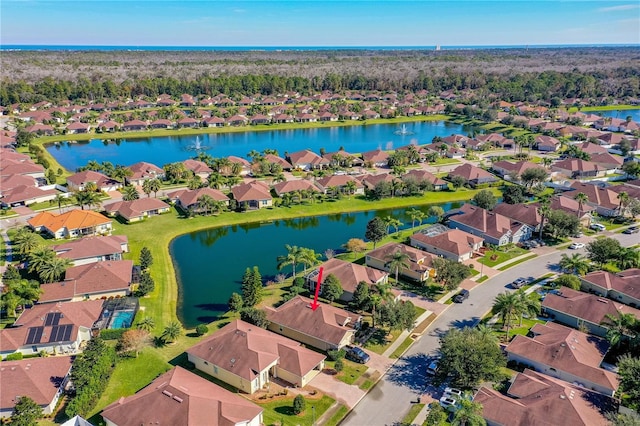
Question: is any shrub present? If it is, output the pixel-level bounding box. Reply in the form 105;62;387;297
195;324;208;336
293;277;305;287
327;349;346;361
334;358;344;373
293;395;306;415
6;352;23;361
100;328;130;340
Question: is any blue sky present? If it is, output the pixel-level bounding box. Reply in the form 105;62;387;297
1;1;639;46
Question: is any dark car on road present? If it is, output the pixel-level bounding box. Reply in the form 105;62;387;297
345;346;370;364
623;226;639;234
453;289;470;303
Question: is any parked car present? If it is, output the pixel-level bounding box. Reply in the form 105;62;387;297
426;360;439;376
590;223;606;231
569;242;585;249
572;232;584;238
439;396;458;410
345;346;370;364
444;387;463;398
623;226;639;234
453;289;470;303
511;278;527;289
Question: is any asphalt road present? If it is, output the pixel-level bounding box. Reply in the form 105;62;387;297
342;232;638;426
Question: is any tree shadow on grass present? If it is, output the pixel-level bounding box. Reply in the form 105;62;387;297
384;352;431;393
274;405;296;416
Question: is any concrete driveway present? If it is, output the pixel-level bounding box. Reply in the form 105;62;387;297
309;370;365;409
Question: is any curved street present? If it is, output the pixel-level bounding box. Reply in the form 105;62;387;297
343;231;638;426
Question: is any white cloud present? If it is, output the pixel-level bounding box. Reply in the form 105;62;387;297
598;4;639;12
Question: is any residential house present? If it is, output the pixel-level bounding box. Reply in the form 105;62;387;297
167;187;230;212
448;204;533;246
0;184;60;208
0;158;45;179
28;210;113;239
39;260;134;303
126;162;165;186
580;269;640;308
287;150;329;170
474;369;614;426
121;120;147;131
360;173;396;192
315;175;365;195
0;356;74;418
448;164;498;187
103;198;171;223
410;228;483;262
575;142;609;155
361;149;389;167
182;159;213;180
542;286;640;337
552;159;602;179
262;154;293;171
305;258;388;302
202;116;225;127
226;156;252;176
66;122;91;134
187;319;325;393
272;179;319;197
67;170;122;192
531;195;594;226
101;366;263;426
568;182;620;217
323;150;363;168
402;169;448;190
535;135;561;152
265;295;359;351
366;242;437;282
0;300;103;359
149;119;173;129
589;153;624;171
505;322;619;396
493;203;542;232
52;235;128;266
491;160;544;180
230;181;272;210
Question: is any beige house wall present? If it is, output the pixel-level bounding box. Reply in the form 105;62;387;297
188;353;278;394
267;323;354;351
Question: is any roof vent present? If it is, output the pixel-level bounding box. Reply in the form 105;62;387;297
597;298;608;304
173;396;183;403
162;390;173;397
560;395;566;399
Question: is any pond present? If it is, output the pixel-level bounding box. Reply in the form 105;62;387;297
591;108;640;123
170;201;463;328
48;120;470;170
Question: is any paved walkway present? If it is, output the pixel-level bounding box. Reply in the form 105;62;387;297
382;309;435;358
308;370;365;409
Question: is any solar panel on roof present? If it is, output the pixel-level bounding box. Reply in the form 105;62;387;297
49;326;60;342
44;312;61;326
25;326;44;345
61;325;73;341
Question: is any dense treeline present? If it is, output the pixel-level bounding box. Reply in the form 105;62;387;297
2;67;639;107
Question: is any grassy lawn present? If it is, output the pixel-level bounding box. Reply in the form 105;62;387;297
260;394;335;426
324;404;349;426
478;246;528;267
497;254;538;271
0;237;5;266
432;157;461;165
401;403;425;426
476;275;489;283
488;317;546;342
567;105;640;112
390;336;414;359
324;359;368;385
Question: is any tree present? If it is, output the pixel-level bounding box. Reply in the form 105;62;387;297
437;327;506;389
427;206;445;223
121;185;139;201
617;354;640;410
553;274;582;290
37;256;71;283
195;324;208;336
298;247;321;273
574;192;589;218
241;266;263;307
623;161;640;178
537;199;551;240
118;329;151;357
365;217;387;249
558;253;590;275
407;208;426;229
112;165;133;184
386;250;410;283
452;399;486;426
14;229;40;255
628;198;640;218
73;189;101;210
502;185;527;205
196;194;215;216
161;321;183;343
136;271;155;296
383;216;403;234
49;193;70;213
601;313;638;350
618;247;640;270
344;238;368;259
334;357;344;372
520;167;549;190
322;273;343;303
136;317;155;332
375;300;417;332
472;190;497;210
544;209;580;239
27;246;55;274
450;175;467;189
605;412;640;426
240;307;269;328
492;292;521;340
351;281;370;311
228;292;244;312
293;395;306;415
10;396;42;426
587;237;622;267
515;289;540;326
277;244;302;277
425;402;448;426
617;191;630;217
432;258;472;291
142;178;162;198
139;246;153;270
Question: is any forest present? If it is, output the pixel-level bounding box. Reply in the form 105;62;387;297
1;47;639;105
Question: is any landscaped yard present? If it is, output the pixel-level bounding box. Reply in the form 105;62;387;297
323;359;369;386
478;246;528;268
488;317;546;343
260;394;335;426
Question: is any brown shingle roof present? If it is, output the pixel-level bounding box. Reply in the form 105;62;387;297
103;198;170;220
582;270;640;301
367;242;436;270
52;235;128;262
569;182;619;210
101;366;263;426
410;228;483;256
450;204;527;239
127;162;164;180
493;203;542;228
312;258;387;294
448;163;497;182
402;169;447;187
182;159;213;174
167;187;230;207
0;356;73;411
230;181;272;202
272;179;319;196
265;295;357;348
66;170;119;189
187;319;325;382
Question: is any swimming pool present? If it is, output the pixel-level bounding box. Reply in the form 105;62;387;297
109;310;135;329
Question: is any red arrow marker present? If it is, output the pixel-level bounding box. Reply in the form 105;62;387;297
310;267;323;311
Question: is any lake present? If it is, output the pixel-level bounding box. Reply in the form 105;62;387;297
48;120;469;170
592;108;640;122
170;201;462;328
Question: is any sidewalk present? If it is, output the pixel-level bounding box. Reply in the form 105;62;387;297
382;309;434;358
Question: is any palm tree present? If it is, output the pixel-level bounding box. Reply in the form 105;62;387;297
371;282;395;328
121;185;139;201
537;203;551;241
344;180;357;197
73;190;101;210
559;253;590;275
142;179;159;197
277;244;302;277
601;313;637;349
618;247;640;270
542;157;554;169
385;250;410;284
38;256;71;283
136;317;156;332
207;172;225;189
196;194;215;216
14;230;40;255
574;192;589;218
49;194;69;213
161;321;183;343
452;399;485;426
492;292;521;341
383;216;402;235
617;191;630;217
515;289;541;326
298;247;321;274
27;246;55;274
112;165;133;184
406;208;425;229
